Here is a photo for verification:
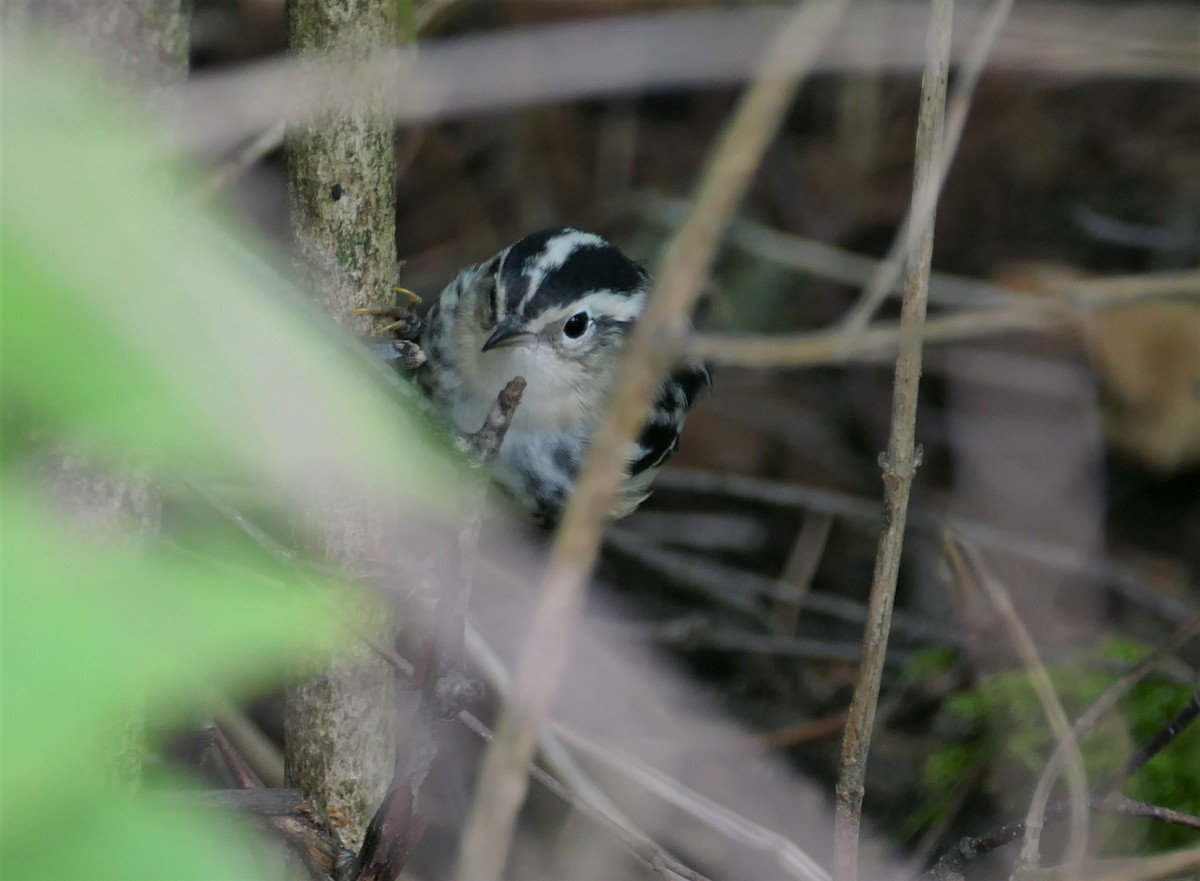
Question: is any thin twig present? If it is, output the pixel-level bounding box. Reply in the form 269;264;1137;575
210;696;285;788
457;377;526;461
1099;792;1200;835
1099;688;1200;795
205;720;266;790
688;268;1200;368
454;4;848;879
637;192;1028;311
555;726;831;881
774;512;834;633
945;535;1090;878
643;621;917;666
652;468;1200;627
832;3;952;878
604;529;954;645
839;0;1015;331
923;799;1200;881
743;713;848;752
1095;793;1200;834
196;120;287;199
1062;844;1200;881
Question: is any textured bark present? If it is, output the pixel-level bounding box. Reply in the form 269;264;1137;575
284;0;401;852
286;0;401;330
284;569;395;852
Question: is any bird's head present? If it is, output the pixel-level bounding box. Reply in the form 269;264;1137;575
472;227;649;372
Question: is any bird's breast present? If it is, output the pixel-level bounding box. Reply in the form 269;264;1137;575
454;349;599;436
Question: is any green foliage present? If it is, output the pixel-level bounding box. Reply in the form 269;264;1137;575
902;646;958;680
914;638;1200;851
1;33;452;880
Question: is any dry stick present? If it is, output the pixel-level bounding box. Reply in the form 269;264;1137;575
831;3;953;879
205;720;266;790
1020;612;1200;875
839;0;1015;332
196;120;287;199
946;535;1090;879
653;467;1200;629
1095;793;1200;834
210;695;285;788
605;528;955;645
690;268;1200;368
643;196;1200;316
1068;843;1200;881
555;726;832;881
1100;688;1200;795
637;192;1028;310
774;511;834;633
926;797;1200;881
454;3;849;879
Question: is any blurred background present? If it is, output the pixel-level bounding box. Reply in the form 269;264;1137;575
218;0;1200;867
6;1;1200;879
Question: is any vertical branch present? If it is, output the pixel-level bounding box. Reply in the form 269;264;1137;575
284;0;401;852
286;0;400;333
831;3;953;879
454;3;848;880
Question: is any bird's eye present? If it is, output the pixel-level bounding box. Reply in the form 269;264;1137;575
563;312;590;339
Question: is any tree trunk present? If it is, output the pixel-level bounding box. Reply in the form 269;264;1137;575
284;0;401;852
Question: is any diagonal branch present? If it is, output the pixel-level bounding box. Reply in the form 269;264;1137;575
454;3;849;879
945;534;1090;878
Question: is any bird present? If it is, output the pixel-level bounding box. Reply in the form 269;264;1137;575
417;227;710;525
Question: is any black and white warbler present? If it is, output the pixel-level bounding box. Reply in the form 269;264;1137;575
418;227;710;524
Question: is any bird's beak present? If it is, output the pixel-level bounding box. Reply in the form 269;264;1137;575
482;320;536;352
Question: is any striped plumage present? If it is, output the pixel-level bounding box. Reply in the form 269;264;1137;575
419;227;710;524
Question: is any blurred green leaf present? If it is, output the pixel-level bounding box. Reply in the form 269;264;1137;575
1;32;451;501
915;639;1200;852
0;30;457;880
1;487;342;844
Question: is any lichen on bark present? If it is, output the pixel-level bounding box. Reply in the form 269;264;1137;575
283;0;403;852
286;0;401;334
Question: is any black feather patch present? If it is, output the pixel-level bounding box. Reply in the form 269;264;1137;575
629;366;710;476
521;244;646;318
